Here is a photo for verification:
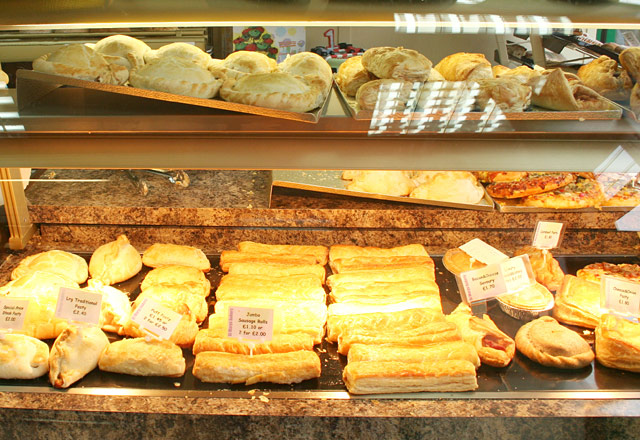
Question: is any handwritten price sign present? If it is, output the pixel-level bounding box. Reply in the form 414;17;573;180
227;307;274;342
0;298;29;330
55;287;102;325
459;255;534;304
532;221;565;249
131;298;182;340
601;276;640;317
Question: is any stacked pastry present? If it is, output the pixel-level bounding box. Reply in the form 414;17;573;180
192;241;326;385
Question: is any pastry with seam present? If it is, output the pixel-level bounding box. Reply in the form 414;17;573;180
98;338;186;377
211;50;277;79
278;51;333;105
144;42;211;68
513;246;564;292
335;55;375;96
83;279;132;334
434;52;492;82
327;266;436;289
595;313;640;373
12;249;88;284
473;78;532;112
355;79;416;111
361;46;432;82
553;274;602;329
347;341;481;368
577;55;633;101
93;34;151;71
515;316;594;369
89;234;142;285
192;327;315;355
0;334;49;379
142;243;210;272
219;251;317;272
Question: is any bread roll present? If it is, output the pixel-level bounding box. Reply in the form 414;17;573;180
0;334;49;379
434;52;492;81
99;338;186;377
336;56;375;96
89;234;142;285
361;46;432;82
12;250;88;284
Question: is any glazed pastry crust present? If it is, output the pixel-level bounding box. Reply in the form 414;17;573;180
329;244;428;262
219;251;317;272
329;280;439;303
237;241;329;265
330;256;434;274
192;350;321;384
355;79;416;111
577;56;632;101
513;246;564;291
343;360;478;394
98;338;186;377
619;47;640;82
83;279;131;334
12;250;88;284
192;328;314;355
347;341;481;368
446;303;515;367
89;235;142;285
327;266;435;289
142;243;210;272
49;325;110;388
141;264;211;297
515;316;594;369
216;273;324;302
473;78;532;112
434;52;492;82
336;56;375;96
134;284;208;323
0;334;49;379
122;314;199;348
227;262;326;283
361;47;432;82
553;275;602;329
595;314;640;373
498;282;554;310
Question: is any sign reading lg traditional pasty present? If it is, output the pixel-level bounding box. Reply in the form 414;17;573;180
227;306;274;342
130;298;182;340
55;287;102;325
0;298;29;330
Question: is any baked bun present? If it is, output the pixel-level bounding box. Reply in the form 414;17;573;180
12;250;88;284
516;316;593;369
595;314;640;373
89;234;142;285
619;47;640;82
98;338;186;377
219;72;322;112
0;334;49;379
33;44;129;85
144;42;211;68
409;171;485;204
336;56;375;96
473;78;532;112
130;56;223;99
577;56;633;101
513;246;564;292
142;243;210;272
361;46;432;82
93;34;151;71
355;78;416;111
434;52;492;81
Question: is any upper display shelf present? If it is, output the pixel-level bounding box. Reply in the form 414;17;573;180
1;0;640;30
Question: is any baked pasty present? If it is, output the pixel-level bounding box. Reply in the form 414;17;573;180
335;56;375;97
553;275;602;329
135;284;208;323
93;34;151;71
130;57;223;99
278;52;333;104
144;42;211;68
219;251;317;272
192;350;321;384
345;169;416;195
49;324;110;388
220;72;323;113
213;50;277;79
409;171;486;203
98;338;186;377
513;246;564;292
361;46;432;82
577;56;633;101
434;52;492;82
493;65;542;84
446;303;515;367
619;47;640;82
473;78;532;112
89;234;142;285
32;44;129;85
355;79;416;111
343;359;478;394
83;279;132;334
529;68;617;111
142;243;210;272
12;250;88;284
515;316;594;369
0;334;49;379
192;328;314;355
347;341;481;368
141;264;211;297
237;241;329;265
227;262;326;283
595;314;640;373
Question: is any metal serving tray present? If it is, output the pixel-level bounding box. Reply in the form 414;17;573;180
1;255;640;399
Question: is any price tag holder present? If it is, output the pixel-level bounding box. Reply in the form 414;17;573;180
130;298;182;340
227;307;274;342
0;298;29;330
55;287;102;325
601;276;640;318
532;221;565;249
458;255;535;304
459;238;509;266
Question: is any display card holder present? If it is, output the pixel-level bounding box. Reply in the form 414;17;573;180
130;297;182;341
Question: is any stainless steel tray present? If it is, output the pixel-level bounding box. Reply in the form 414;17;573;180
494;197;637;213
16;69;328;123
272;170;495;211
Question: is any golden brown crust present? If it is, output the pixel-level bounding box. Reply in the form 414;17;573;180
134;284;208;323
329;243;428;262
141;264;211;297
434;52;492;82
142;243;210;272
327;266;436;289
98;338;186;377
330;256;434;274
355;79;416;111
595;314;640;373
237;241;328;265
493;65;542;84
343;360;478;394
473;78;532;112
619;47;640;82
513;246;564;292
12;250;88;284
336;56;375;96
347;341;481;368
631;83;640;116
442;247;487;275
215;274;326;303
227;262;326;283
192;350;321;384
192;328;314;355
515;316;594;369
485;172;575;199
577;262;640;284
89;235;142;285
498;282;554;310
361;46;432;82
577;56;633;101
552;275;602;329
602;185;640;207
521;178;605;209
219;250;317;272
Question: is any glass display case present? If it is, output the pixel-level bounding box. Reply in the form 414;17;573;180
1;1;640;438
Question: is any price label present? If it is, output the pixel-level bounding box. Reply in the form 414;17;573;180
0;298;29;330
532;221;564;249
459;255;534;303
459;238;509;266
130;298;182;340
55;287;102;325
227;307;274;342
601;276;640;317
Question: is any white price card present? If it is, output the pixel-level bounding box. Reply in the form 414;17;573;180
459;255;534;304
459;238;509;266
130;298;182;340
532;221;564;249
55;287;102;325
0;298;29;330
227;307;274;342
601;276;640;317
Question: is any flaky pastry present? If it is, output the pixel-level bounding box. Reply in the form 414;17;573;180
552;275;602;329
12;249;88;284
278;52;333;104
577;56;633;101
327;266;436;289
355;79;416;111
89;234;142;285
347;341;480;368
619;47;640;82
98;338;186;377
83;279;132;334
473;78;532;112
219;250;317;272
329;243;428;262
434;52;492;82
142;243;210;272
144;42;211;68
595;314;640;373
93;34;151;71
237;241;328;265
141;264;211;297
192;328;314;355
361;46;432;82
335;56;375;97
513;246;564;292
227;262;326;283
212;50;277;79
